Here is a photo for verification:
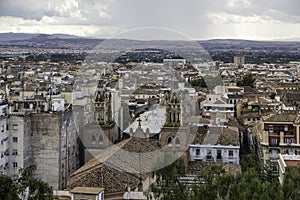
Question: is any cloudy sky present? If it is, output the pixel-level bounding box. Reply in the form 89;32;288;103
0;0;299;40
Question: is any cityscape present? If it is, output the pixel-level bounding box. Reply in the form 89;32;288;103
1;1;300;200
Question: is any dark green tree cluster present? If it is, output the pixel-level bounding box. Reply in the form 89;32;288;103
268;93;276;99
190;78;207;88
150;158;188;200
150;155;300;200
237;74;256;88
0;173;19;200
0;165;53;200
190;75;223;90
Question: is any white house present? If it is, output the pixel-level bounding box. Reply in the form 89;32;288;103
190;144;240;164
189;126;240;165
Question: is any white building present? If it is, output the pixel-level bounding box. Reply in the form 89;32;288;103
189;126;240;165
190;144;240;164
201;94;235;123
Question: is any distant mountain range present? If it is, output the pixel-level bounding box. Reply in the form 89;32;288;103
0;32;300;51
0;32;81;41
0;32;103;49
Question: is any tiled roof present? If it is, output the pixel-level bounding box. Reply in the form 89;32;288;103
202;127;222;145
121;137;161;153
217;128;239;146
191;126;208;144
195;126;239;146
67;138;151;194
265;114;297;122
68;163;141;194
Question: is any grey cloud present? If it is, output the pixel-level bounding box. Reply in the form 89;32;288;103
1;0;300;26
0;0;300;39
0;0;49;20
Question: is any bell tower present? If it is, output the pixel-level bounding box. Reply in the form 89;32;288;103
165;92;181;127
94;80;114;127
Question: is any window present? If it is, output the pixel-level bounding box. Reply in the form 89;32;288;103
13;137;18;143
285;138;295;144
269;125;273;133
206;150;212;159
12;124;18;131
271;149;278;159
271;138;277;146
91;135;96;144
229;150;234;159
217;150;222;160
271;164;278;173
12;162;17;168
12;149;18;156
175;137;180;146
99;135;103;144
196;149;200;156
288;149;295;155
167;137;172;146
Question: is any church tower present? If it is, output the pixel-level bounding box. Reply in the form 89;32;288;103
94;80;114;127
165;92;181;127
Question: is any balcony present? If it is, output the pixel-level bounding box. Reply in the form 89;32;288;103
269;143;279;147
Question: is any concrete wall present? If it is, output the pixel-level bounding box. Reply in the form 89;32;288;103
30;113;61;190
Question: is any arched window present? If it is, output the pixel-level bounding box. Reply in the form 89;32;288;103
91;135;96;144
99;135;104;144
167;137;172;144
175;137;180;146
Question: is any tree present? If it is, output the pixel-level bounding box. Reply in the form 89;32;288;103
0;174;19;200
229;168;283;200
150;158;188;200
17;165;53;200
269;93;276;99
190;78;207;88
237;74;256;87
193;165;233;200
282;166;300;199
150;154;300;200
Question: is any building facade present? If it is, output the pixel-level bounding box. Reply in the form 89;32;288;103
0;97;84;190
253;114;300;175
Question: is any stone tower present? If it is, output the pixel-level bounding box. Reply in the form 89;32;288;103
93;80;114;127
165;92;181;127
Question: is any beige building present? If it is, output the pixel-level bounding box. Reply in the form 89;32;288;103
234;55;245;66
253;113;300;175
